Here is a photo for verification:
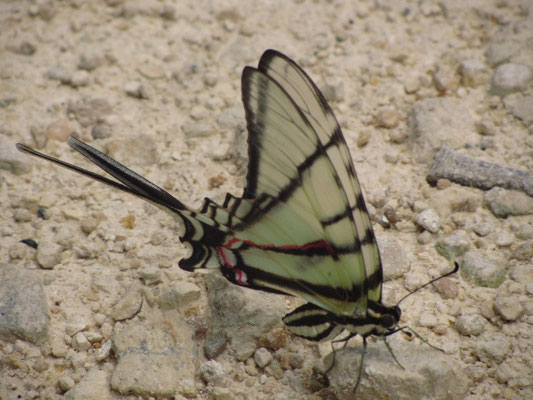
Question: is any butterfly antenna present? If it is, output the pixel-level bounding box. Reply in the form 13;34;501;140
396;262;459;307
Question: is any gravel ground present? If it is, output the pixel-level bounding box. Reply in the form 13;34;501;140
1;1;532;399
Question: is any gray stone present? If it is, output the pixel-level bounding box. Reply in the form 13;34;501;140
328;340;469;400
415;209;440;233
91;124;112;139
111;325;195;397
455;314;486;336
158;281;201;310
124;81;148;98
203;331;227;360
496;231;514;247
0;265;49;344
65;369;111;400
45;65;71;83
471;222;493;236
379;237;411;280
460;250;505;288
205;274;285;354
491;63;532;96
484;187;533;217
485;42;519;66
514;221;533;240
112;283;143;321
510;264;533;284
1;135;33;175
407;98;475;163
435;233;470;260
427;146;533;198
254;347;273;368
474;334;511;364
78;52;105;71
510;241;533;261
509;95;533;126
494;296;523;321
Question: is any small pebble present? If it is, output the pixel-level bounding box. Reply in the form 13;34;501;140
496;231;514;247
78;52;105;71
36;240;62;269
45;65;71;83
510;242;533;261
322;77;344;102
70;70;90;87
460;250;505;288
57;376;75;392
435;232;470;260
509;95;533;126
45;120;73;141
475;119;498;136
357;129;371;147
485;42;519;67
494;296;523;321
9;41;37;56
472;222;493;236
254;347;273;368
375;108;400;129
124;81;148;99
459;59;489;88
491;63;532;96
485;187;533;218
72;332;91;351
204;331;228;360
415;209;440;233
140;266;161;285
455;314;486;336
514;222;533;240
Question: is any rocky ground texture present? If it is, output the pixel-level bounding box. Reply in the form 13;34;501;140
1;1;532;399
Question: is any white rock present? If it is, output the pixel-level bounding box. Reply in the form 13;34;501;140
416;209;440;233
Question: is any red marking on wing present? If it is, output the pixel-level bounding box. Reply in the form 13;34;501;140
217;246;233;268
216;245;246;284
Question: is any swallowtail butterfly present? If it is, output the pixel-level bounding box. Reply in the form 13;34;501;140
17;50;457;391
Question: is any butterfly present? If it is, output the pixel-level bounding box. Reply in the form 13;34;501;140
17;49;457;391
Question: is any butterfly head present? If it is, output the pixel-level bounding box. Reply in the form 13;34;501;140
379;305;401;331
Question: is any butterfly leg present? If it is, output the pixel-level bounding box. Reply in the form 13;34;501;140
382;336;405;370
352;336;368;393
394;326;444;352
324;331;358;373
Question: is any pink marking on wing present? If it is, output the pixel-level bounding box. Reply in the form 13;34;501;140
236;269;243;284
224;238;240;248
217;246;233;269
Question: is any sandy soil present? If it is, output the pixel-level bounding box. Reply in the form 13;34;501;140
1;0;532;399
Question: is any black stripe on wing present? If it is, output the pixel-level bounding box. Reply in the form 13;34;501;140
282;303;343;341
223;251;365;304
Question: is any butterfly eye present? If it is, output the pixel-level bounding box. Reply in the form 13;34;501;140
380;314;395;328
